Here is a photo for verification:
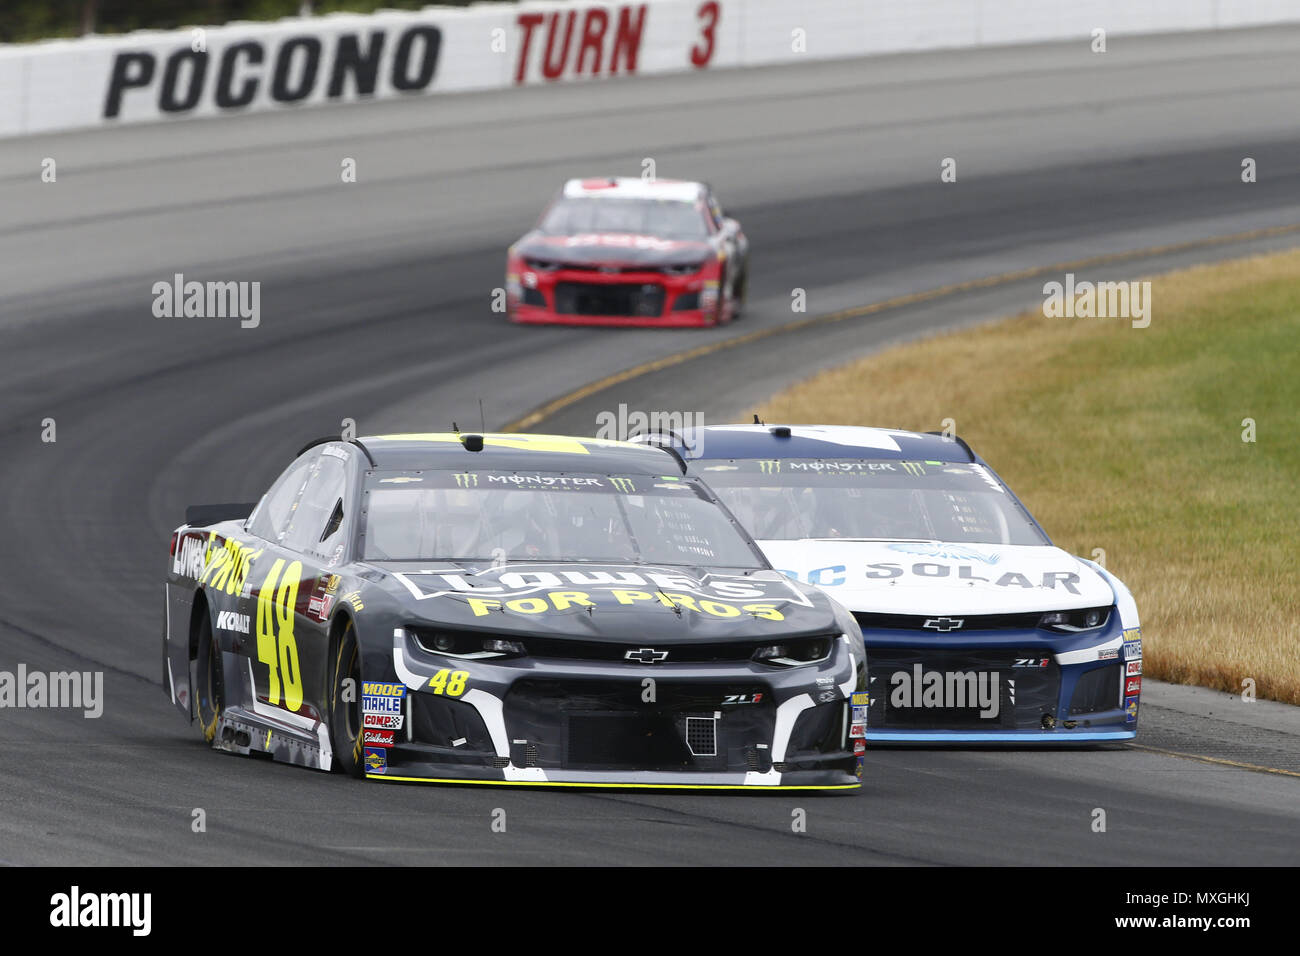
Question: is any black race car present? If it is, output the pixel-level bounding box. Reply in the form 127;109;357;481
163;432;865;789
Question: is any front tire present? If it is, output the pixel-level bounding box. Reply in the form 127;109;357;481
731;264;748;320
195;607;223;744
328;619;364;777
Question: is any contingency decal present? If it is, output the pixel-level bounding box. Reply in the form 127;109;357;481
1122;627;1143;661
362;682;406;731
364;747;388;774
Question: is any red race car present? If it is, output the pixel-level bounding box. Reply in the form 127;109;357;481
505;178;749;328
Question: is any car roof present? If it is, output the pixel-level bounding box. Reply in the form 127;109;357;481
641;424;977;463
358;433;684;475
561;177;705;203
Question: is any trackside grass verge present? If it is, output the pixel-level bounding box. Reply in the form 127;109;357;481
755;249;1300;704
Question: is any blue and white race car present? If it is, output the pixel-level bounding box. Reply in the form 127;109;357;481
637;424;1142;743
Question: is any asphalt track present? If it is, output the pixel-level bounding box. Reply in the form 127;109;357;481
1;28;1299;865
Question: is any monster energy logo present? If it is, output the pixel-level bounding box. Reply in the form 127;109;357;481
900;461;926;476
454;473;479;487
757;460;781;474
608;477;636;493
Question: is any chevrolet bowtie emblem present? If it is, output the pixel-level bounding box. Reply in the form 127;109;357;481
624;647;669;663
922;617;964;632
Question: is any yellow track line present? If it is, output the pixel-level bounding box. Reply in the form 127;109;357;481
502;221;1300;433
1130;744;1300;779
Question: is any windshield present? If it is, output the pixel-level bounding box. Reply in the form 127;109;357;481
361;471;764;568
696;459;1049;545
538;197;710;240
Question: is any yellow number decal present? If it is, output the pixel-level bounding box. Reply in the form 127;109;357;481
255;564;281;705
428;669;469;697
255;559;304;711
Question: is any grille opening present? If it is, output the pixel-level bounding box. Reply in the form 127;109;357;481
1069;663;1124;715
868;648;1059;730
685;717;718;757
554;281;665;317
566;713;691;769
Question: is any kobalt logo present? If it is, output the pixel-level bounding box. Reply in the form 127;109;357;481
104;26;442;120
50;886;151;936
216;611;250;634
889;665;1001;719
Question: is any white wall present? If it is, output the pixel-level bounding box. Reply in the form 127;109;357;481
2;0;1297;138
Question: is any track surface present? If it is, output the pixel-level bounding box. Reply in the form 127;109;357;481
1;29;1299;865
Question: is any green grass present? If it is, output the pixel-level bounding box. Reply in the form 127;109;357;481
757;250;1300;703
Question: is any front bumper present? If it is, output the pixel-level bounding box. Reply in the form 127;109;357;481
364;629;864;789
506;267;724;327
861;623;1142;744
510;305;719;328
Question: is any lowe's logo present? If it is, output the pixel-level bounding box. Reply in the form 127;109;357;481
172;535;208;579
889;665;1001;719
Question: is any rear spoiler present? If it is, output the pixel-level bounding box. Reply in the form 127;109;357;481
184;503;258;527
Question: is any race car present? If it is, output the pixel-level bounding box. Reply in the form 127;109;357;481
634;424;1143;743
505;177;748;327
162;432;865;788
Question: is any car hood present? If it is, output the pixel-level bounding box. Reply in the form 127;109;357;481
515;232;712;268
757;540;1115;615
365;561;842;643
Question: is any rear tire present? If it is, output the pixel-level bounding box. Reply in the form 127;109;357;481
195;608;223;744
328;619;364;777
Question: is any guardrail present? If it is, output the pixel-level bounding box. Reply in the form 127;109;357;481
2;0;1297;138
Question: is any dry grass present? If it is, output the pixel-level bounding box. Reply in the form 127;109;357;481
756;249;1300;704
